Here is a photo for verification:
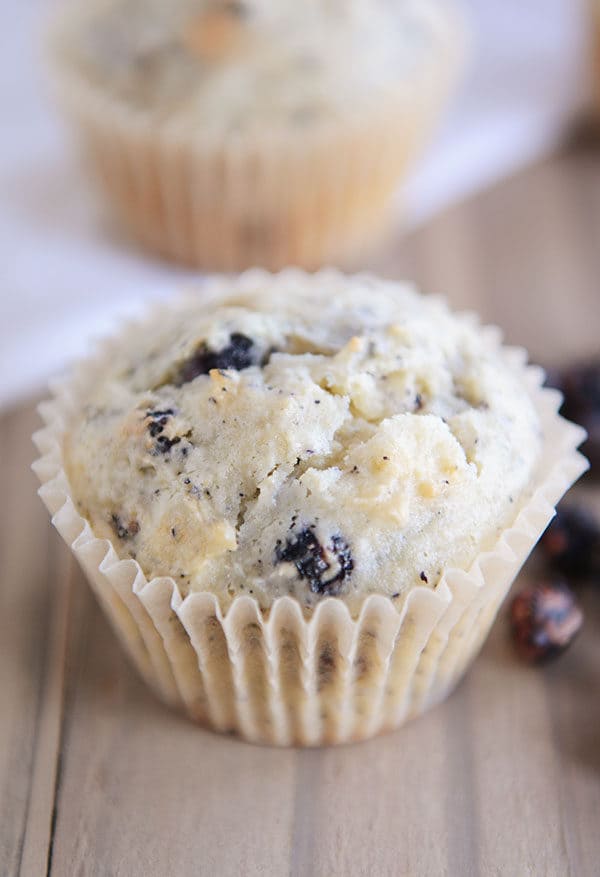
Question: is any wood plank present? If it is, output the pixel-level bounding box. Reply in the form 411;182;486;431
19;544;74;877
0;403;57;877
48;592;297;877
2;146;599;876
371;146;600;365
543;587;600;877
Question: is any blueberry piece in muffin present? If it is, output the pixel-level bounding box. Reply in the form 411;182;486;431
275;527;354;596
176;333;261;384
111;513;139;540
144;408;183;454
146;408;175;437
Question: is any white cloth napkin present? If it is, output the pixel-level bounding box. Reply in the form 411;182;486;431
0;0;592;408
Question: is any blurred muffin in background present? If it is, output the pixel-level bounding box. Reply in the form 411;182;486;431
48;0;466;271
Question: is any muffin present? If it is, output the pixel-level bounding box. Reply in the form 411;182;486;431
48;0;465;270
34;271;587;745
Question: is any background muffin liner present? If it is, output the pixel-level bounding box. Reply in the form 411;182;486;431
33;271;587;747
48;7;465;271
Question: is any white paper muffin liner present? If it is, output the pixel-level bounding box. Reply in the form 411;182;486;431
47;5;465;271
33;270;587;746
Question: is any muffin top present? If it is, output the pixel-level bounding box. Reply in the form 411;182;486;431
64;273;542;615
54;0;461;133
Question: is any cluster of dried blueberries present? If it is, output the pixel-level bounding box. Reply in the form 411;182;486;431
509;503;599;662
510;361;600;663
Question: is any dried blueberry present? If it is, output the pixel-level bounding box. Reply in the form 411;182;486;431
546;361;600;474
176;333;262;385
275;528;353;596
540;504;600;578
510;579;583;663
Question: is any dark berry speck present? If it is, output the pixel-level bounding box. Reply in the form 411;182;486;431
111;514;139;540
275;527;353;596
152;434;181;455
145;409;183;455
175;333;265;385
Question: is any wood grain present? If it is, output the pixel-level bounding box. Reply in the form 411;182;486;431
2;145;600;877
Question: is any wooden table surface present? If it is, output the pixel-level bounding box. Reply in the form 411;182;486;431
2;143;600;877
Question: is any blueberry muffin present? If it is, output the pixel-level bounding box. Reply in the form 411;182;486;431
48;0;465;270
35;272;586;744
64;276;542;613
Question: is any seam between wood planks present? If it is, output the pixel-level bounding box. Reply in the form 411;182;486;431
44;556;88;877
18;535;73;877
